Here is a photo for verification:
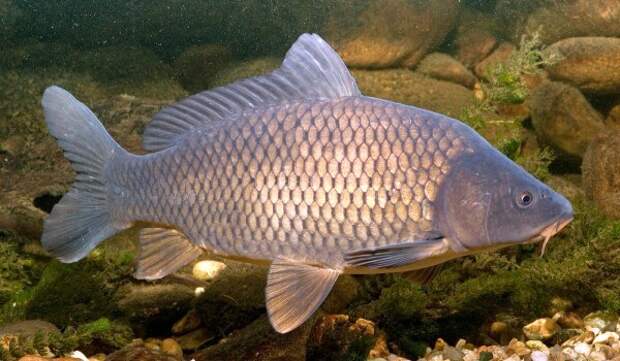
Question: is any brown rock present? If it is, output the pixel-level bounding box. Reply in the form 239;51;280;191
583;130;620;219
325;0;459;68
545;37;620;95
506;338;531;357
193;315;313;361
452;9;498;68
523;318;560;341
160;338;183;360
608;104;620;126
352;69;476;118
474;42;515;80
529;81;605;159
416;53;477;88
0;320;59;348
173;44;232;92
523;0;620;45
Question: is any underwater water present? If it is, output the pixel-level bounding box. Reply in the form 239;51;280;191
1;0;620;360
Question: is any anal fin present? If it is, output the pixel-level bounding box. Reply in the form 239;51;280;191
266;259;341;334
134;227;203;280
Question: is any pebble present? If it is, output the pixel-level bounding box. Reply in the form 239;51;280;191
161;338;183;360
531;350;548;361
562;346;579;360
523;318;560;340
584;311;619;332
574;341;592;355
506;339;530;357
526;340;549;353
192;260;227;281
594;331;620;344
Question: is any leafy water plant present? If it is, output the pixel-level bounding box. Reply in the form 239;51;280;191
460;30;561;179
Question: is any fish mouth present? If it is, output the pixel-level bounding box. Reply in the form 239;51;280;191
529;213;574;256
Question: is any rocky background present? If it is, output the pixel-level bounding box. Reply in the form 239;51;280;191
1;0;620;360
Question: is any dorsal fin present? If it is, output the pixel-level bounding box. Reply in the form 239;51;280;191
143;33;361;152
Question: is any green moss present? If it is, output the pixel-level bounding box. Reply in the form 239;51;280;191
0;231;43;306
375;278;427;320
0;245;133;326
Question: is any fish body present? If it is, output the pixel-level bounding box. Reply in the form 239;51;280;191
108;96;473;270
41;34;573;333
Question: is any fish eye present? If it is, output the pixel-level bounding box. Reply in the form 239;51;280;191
517;191;534;208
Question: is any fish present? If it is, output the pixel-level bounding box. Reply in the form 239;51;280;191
40;33;574;334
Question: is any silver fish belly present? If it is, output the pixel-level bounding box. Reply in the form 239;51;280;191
40;33;573;334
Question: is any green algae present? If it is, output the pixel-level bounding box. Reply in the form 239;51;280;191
0;245;134;326
0;231;43;307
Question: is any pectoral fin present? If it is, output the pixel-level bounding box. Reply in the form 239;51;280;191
134;227;203;280
266;259;341;334
344;235;448;269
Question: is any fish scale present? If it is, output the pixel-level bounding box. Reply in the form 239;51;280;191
107;96;468;267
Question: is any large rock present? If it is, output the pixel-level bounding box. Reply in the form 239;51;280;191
495;0;620;45
583;131;620;219
416;53;477;88
545;37;620;95
192;315;313;361
452;8;498;68
474;42;515;80
352;69;475;118
522;0;620;45
194;261;267;336
0;320;59;348
529;81;605;159
117;283;195;336
324;0;460;68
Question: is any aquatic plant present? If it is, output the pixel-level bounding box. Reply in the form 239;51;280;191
460;30;560;180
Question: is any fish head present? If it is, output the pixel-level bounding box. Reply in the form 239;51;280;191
435;148;573;253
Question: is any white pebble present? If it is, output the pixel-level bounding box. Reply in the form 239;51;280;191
531;350;548;361
194;286;205;296
192;260;227;281
562;347;579;360
69;351;89;361
574;342;591;355
593;331;620;344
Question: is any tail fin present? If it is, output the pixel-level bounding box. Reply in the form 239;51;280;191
41;86;129;262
